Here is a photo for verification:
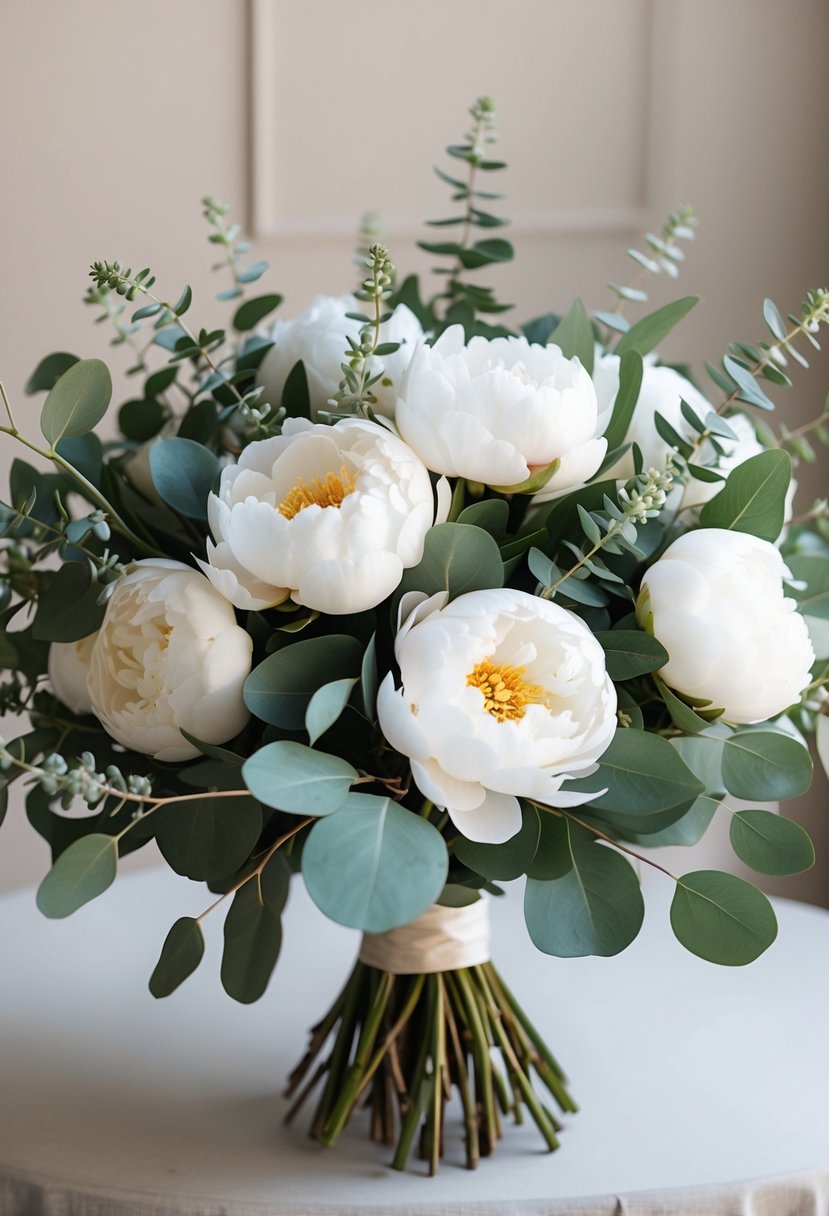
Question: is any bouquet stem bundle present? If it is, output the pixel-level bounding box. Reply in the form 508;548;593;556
285;958;576;1173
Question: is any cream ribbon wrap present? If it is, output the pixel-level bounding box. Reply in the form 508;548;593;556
358;898;491;974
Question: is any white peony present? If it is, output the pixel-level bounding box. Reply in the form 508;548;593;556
395;327;606;497
48;634;97;716
87;560;252;762
257;294;423;420
199;417;444;615
637;529;815;724
593;352;711;480
377;588;618;844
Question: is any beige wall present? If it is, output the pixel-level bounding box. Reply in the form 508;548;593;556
1;0;827;898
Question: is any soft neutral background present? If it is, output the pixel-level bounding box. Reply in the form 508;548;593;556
0;0;827;901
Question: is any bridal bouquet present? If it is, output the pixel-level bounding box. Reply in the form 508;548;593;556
2;98;828;1174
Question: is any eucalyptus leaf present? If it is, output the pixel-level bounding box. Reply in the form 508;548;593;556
305;676;358;745
524;823;643;957
698;449;792;540
721;730;812;801
729;809;815;875
220;853;289;1004
149;437;219;521
564;728;704;834
302;794;448;933
615;297;698;358
154;795;262;881
233;293;283;332
36;833;118;918
594;629;669;681
244;635;363;730
396;523;503;604
25;352;79;394
242;740;356;816
670;870;777;964
548;298;594;374
149;917;205;998
40;358;112;447
32;562;106;643
454;803;540;880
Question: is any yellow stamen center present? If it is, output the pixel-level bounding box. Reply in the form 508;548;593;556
466;658;545;723
278;466;357;520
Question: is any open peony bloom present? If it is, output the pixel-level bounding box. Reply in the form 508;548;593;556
395;327;605;497
377;588;618;844
257;294;423;419
593;352;710;480
637;529;814;724
48;634;97;716
199;417;443;615
87;560;252;762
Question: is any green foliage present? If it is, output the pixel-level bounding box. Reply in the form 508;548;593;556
25;352;79;394
720;730;813;801
40;359;112;448
396;522;504;605
149;437;219;521
698;449;791;540
615;296;699;357
154;794;263;882
417;96;514;332
221;853;290;1004
36;833;118;918
242;741;356;816
729;809;815;875
149;917;205;998
670;871;777;965
547;299;594;374
302;794;448;933
454;804;541;881
244;635;363;730
593;629;669;681
32;562;107;643
564;728;704;835
524;821;644;957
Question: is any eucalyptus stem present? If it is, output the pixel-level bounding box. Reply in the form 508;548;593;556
0;408;159;558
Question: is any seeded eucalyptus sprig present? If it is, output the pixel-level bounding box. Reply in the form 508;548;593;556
88;260;271;429
417;96;514;335
332;244;399;416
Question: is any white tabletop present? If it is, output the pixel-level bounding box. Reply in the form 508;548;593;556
0;865;827;1216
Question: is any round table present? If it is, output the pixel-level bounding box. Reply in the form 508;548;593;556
0;866;827;1216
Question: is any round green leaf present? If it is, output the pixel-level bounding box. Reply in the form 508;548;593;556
149;436;219;521
149;917;205;998
524;823;644;957
594;629;669;681
396;523;504;605
242;740;356;815
32;562;106;643
220;853;289;1004
305;676;358;744
36;833;118;918
302;794;448;933
233;293;283;332
729;809;815;875
670;870;778;965
25;351;79;395
154;795;262;881
40;358;112;447
721;730;813;801
564;727;704;834
244;635;362;730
